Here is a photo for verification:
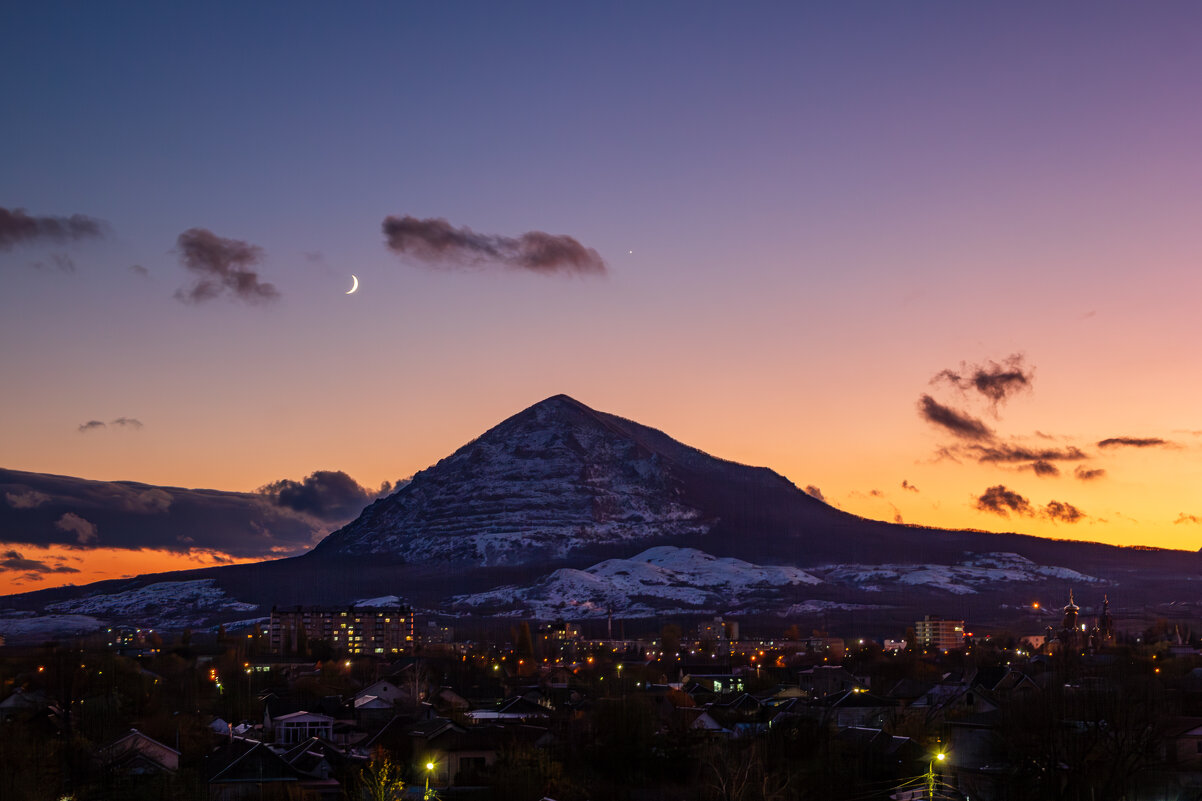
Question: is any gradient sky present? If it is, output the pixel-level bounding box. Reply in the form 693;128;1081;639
3;2;1202;593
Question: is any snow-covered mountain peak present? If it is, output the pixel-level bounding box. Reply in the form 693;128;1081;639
311;395;714;564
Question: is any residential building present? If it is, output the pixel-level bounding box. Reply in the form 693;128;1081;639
915;616;965;651
268;605;414;656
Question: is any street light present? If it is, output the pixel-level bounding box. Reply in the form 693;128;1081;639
424;761;435;800
927;752;945;800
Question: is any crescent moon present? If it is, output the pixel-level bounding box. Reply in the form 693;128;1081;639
346;274;359;295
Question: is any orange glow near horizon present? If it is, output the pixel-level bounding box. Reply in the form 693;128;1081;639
0;546;267;596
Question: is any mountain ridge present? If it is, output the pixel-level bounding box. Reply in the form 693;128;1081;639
4;394;1202;636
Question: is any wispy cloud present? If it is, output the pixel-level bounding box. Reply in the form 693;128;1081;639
0;207;105;249
55;512;98;545
901;480;919;493
1175;514;1202;525
804;485;826;503
5;489;51;509
1045;500;1085;523
976;485;1032;517
1029;460;1059;477
77;417;143;433
918;395;994;440
1097;436;1175;450
174;228;279;304
382;215;606;275
968;443;1087;464
0;550;80;575
975;484;1085;522
933;354;1033;410
31;253;76;272
1074;466;1106;481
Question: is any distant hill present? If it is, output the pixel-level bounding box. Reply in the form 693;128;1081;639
4;395;1201;640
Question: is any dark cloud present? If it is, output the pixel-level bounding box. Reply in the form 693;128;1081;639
975;485;1033;517
55;512;98;545
1044;500;1085;523
382;215;606;275
0;550;80;575
918;395;994;440
967;443;1087;464
1097;436;1173;450
901;480;919;492
78;420;106;433
975;484;1085;523
1029;460;1060;477
1175;514;1202;525
804;485;826;503
111;417;143;429
933;354;1033;409
0;207;105;249
174;228;279;304
0;467;345;559
1074;466;1106;481
129;264;149;277
258;470;383;521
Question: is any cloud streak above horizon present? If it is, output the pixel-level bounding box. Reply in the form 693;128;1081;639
0;207;105;250
1097;436;1174;449
918;395;994;440
382;215;606;275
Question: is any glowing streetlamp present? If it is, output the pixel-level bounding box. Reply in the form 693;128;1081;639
927;752;945;800
424;761;435;800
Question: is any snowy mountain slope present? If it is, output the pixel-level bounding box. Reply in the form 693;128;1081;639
812;552;1104;595
43;579;256;629
312;395;716;564
450;547;1104;619
451;546;818;618
0;611;103;639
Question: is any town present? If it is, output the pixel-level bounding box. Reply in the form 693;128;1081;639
3;594;1202;801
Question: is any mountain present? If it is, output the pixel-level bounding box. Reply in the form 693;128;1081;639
4;394;1202;638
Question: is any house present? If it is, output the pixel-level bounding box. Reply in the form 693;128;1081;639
464;696;551;724
353;678;411;708
205;738;309;800
405;717;553;787
273;711;335;745
796;665;866;698
689;710;731;735
807;689;894;730
98;728;180;774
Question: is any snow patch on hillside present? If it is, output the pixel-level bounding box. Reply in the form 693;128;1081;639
355;596;404;607
815;552;1103;595
453;546;821;618
0;612;102;639
779;601;889;615
44;579;257;628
